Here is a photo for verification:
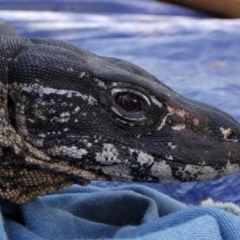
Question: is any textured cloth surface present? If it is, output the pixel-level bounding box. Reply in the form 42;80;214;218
1;185;240;240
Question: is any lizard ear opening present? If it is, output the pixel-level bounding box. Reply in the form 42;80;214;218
7;95;17;131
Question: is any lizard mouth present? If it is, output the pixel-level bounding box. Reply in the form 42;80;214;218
96;157;240;184
151;158;240;182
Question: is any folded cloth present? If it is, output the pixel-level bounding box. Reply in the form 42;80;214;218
0;185;240;240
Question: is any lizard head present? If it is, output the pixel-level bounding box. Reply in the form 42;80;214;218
1;36;240;203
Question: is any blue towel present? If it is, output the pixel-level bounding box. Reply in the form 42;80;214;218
1;185;240;240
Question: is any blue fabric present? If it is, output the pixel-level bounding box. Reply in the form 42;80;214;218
1;185;240;240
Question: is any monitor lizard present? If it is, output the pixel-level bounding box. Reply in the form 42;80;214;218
0;36;239;203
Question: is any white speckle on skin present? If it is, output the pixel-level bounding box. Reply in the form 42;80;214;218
157;106;189;131
38;133;46;138
177;163;239;181
60;112;69;117
28;118;35;123
47;131;56;135
151;161;176;182
168;106;186;118
172;124;185;131
150;95;162;108
95;143;120;164
73;106;80;113
33;138;44;147
60;112;70;123
49;109;56;114
220;161;240;176
183;164;219;181
86;142;92;147
87;95;97;105
193;118;199;125
22;85;78;98
129;149;154;165
48;146;88;159
168;142;177;150
61;102;68;107
78;138;93;148
79;72;85;78
33;133;46;147
21;85;97;105
157;113;171;131
94;78;106;88
67;67;73;72
166;155;173;160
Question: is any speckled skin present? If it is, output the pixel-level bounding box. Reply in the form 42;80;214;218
0;36;240;203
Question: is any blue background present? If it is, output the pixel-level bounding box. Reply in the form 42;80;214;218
1;0;240;205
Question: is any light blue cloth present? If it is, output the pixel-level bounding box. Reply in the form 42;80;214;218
1;185;240;240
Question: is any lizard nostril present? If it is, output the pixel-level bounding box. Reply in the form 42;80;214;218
225;128;236;140
220;127;237;141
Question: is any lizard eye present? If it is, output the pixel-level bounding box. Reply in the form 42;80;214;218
115;93;142;113
109;88;150;123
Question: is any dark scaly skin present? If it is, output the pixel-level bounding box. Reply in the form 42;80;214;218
0;36;239;203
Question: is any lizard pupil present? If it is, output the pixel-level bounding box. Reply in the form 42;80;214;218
116;93;142;112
